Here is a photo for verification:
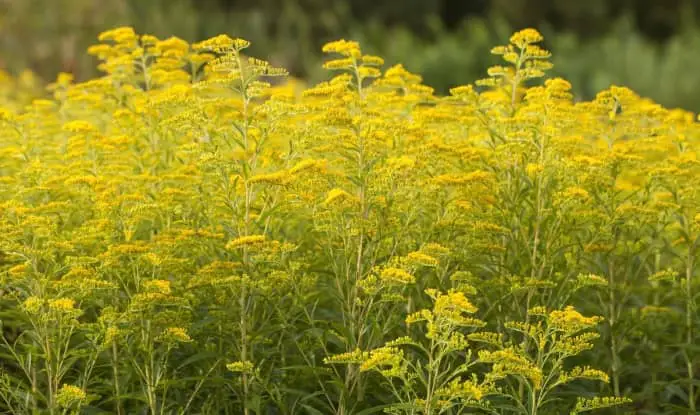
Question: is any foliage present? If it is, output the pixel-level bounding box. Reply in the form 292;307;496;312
4;0;700;111
0;26;698;414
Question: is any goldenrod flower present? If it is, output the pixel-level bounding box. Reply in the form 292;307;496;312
321;39;361;58
48;298;77;312
249;171;291;186
163;327;192;343
56;384;87;408
323;188;354;205
21;296;43;314
406;251;439;267
143;279;171;294
509;28;544;48
226;360;255;374
225;235;266;250
379;267;414;285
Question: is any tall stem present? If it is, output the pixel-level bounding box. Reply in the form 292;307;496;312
144;320;158;415
424;337;437;414
112;343;123;415
608;260;621;397
685;243;695;412
44;332;55;414
339;62;368;415
237;49;252;415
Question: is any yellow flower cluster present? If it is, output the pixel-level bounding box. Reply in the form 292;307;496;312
1;25;694;414
226;360;255;374
55;384;87;408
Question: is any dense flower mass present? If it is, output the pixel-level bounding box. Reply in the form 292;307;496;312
0;27;698;414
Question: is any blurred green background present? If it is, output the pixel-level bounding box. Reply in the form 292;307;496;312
1;0;700;110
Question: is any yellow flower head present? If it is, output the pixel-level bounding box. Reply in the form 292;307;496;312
226;235;267;250
193;35;250;52
98;26;137;44
143;279;172;294
22;296;43;314
509;28;544;48
226;360;255;374
379;267;415;285
323;188;355;206
359;346;404;377
56;384;87;408
163;327;192;343
548;306;602;334
63;120;97;134
322;39;361;59
48;298;76;312
406;251;439;267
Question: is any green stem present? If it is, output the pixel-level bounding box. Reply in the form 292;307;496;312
530;388;538;415
685;243;696;412
238;48;252;415
608;260;621;397
424;336;438;414
44;329;56;414
112;342;123;415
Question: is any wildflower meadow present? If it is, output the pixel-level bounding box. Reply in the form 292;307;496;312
0;27;698;414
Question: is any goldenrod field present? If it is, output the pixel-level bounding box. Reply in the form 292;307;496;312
0;27;698;414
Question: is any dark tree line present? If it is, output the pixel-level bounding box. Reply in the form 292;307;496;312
202;0;699;41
